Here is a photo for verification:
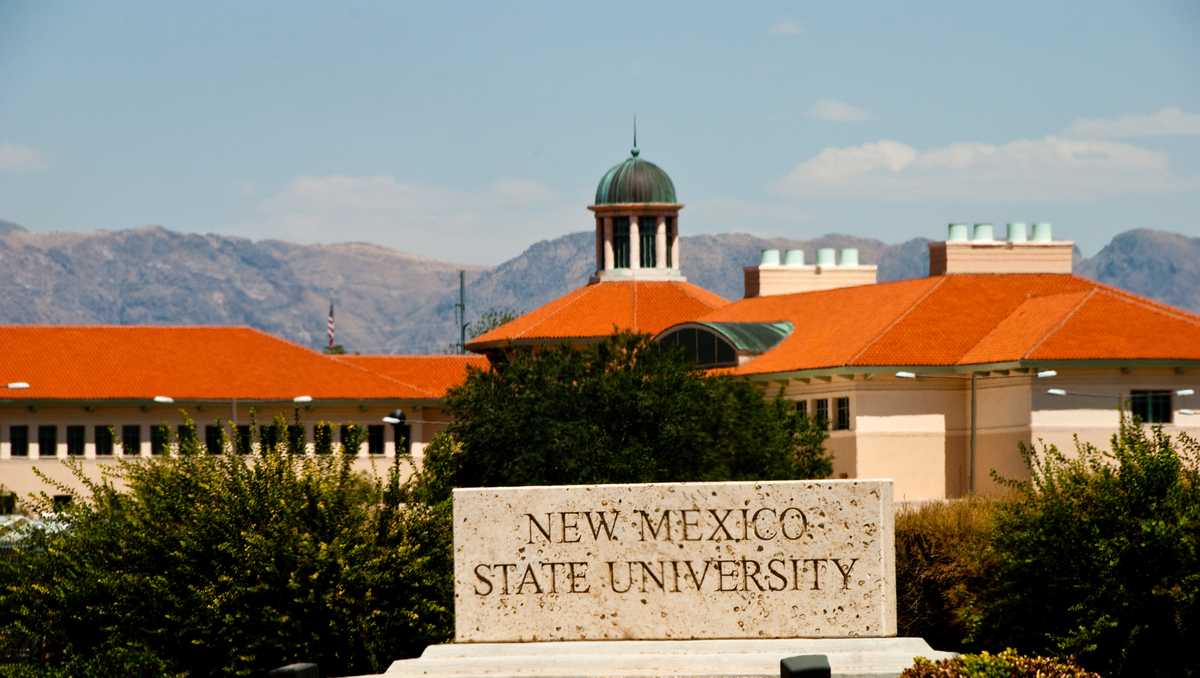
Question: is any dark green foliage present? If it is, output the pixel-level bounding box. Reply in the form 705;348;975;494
0;418;451;677
894;497;994;652
901;649;1100;678
970;421;1200;677
439;333;830;493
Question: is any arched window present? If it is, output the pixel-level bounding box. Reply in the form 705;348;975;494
658;326;738;368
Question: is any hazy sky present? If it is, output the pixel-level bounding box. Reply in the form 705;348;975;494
2;1;1198;264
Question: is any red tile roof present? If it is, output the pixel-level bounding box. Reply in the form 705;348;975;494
688;274;1200;376
466;280;728;350
337;355;488;398
0;325;444;401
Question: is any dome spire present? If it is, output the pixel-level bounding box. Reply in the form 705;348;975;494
632;115;639;157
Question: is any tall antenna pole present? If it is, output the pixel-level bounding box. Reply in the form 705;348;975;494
455;270;467;354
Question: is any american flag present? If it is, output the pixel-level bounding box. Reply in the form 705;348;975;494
327;301;335;348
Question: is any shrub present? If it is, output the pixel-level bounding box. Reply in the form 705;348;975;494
901;649;1100;678
441;332;830;493
0;418;451;677
969;420;1200;677
895;497;995;651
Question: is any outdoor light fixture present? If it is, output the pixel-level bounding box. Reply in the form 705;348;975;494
6;382;30;389
1176;388;1196;397
895;371;917;379
1036;370;1058;379
382;409;406;425
1047;388;1068;397
153;395;174;404
293;395;313;403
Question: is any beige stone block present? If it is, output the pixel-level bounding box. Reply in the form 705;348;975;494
453;480;896;642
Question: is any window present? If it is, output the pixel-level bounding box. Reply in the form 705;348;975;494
150;425;169;455
95;426;114;456
612;217;630;268
0;492;15;514
38;426;57;459
66;425;85;456
367;425;385;455
314;424;333;455
10;425;29;457
814;399;829;429
287;424;306;454
659;327;737;368
834;397;851;431
796;400;808;420
1130;390;1172;424
639;216;657;268
176;425;198;452
235;425;252;455
121;425;141;456
205;425;223;455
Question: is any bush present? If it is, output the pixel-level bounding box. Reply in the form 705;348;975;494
970;420;1200;677
895;497;995;651
0;418;451;677
901;649;1099;678
441;332;830;493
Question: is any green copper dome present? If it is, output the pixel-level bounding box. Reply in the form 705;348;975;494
594;148;678;205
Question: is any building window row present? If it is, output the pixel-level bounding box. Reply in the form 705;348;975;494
4;422;395;457
795;397;852;431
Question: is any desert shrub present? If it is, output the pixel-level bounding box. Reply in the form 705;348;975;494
969;420;1200;677
901;649;1099;678
895;497;995;651
0;418;451;677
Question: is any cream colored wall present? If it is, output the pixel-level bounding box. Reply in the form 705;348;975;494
971;376;1034;495
1031;367;1200;453
0;401;452;504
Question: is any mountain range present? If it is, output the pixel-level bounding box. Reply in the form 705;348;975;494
1;219;1196;354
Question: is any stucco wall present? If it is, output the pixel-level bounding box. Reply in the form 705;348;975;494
0;402;452;501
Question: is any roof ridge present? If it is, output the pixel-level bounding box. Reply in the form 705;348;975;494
1018;288;1096;360
503;284;598;341
846;277;946;366
1083;278;1200;326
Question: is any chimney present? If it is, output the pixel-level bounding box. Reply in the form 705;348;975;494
928;222;1073;275
744;247;877;298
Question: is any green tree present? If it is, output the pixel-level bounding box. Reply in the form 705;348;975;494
0;418;450;677
433;332;829;494
969;418;1200;677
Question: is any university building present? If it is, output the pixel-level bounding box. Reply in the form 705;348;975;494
3;144;1199;505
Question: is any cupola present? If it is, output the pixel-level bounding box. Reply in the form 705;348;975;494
588;137;685;282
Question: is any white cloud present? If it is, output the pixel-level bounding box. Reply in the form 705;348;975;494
809;99;873;123
244;175;581;264
1066;107;1200;138
768;20;802;36
772;136;1197;202
0;143;48;172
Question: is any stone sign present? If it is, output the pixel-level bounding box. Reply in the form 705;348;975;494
453;480;896;642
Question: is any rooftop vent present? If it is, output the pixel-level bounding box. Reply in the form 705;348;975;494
929;222;1073;275
744;246;877;298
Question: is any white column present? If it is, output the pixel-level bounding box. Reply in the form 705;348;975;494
671;221;681;269
603;217;614;270
655;215;667;269
629;216;640;270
